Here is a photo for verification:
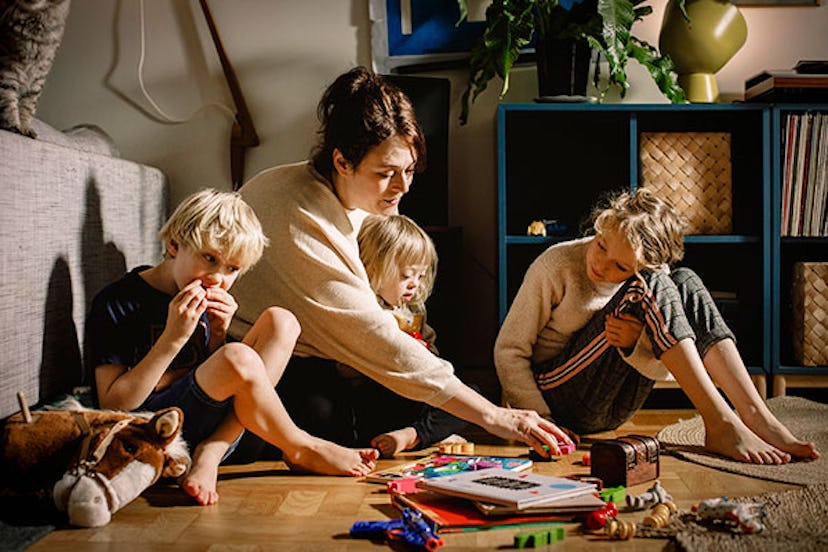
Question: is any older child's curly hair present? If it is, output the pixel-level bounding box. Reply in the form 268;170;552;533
358;214;437;306
159;188;268;273
586;188;687;271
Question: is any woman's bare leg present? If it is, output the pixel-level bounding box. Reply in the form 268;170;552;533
703;339;818;460
661;339;790;464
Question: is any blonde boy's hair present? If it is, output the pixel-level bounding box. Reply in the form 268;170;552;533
589;188;686;271
358;214;437;305
159;188;268;273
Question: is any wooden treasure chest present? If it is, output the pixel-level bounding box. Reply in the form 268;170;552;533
589;434;659;488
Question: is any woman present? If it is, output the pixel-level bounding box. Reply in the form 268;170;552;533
229;66;569;456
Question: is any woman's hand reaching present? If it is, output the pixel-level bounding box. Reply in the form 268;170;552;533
486;406;577;457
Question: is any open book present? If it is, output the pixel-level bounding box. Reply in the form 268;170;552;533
416;467;597;509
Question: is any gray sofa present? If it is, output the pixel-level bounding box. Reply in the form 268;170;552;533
0;120;168;418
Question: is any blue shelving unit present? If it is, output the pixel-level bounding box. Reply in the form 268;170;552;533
496;103;773;385
770;104;828;396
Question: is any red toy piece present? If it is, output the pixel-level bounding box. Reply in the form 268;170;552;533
584;501;618;530
581;453;591;466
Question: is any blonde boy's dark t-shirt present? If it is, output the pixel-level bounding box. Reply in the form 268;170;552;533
86;266;210;392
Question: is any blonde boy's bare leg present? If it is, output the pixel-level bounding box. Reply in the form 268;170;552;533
196;343;378;477
180;414;242;505
243;306;299;385
661;339;790;464
703;339;819;460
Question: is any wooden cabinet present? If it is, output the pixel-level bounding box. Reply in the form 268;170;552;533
496;103;777;390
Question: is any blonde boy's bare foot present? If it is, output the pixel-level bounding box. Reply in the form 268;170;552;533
741;409;820;460
179;459;220;506
284;437;378;476
703;418;790;465
371;427;419;458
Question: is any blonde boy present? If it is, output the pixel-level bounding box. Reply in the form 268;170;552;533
86;189;377;506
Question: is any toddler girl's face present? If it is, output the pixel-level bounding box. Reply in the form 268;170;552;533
378;263;428;307
585;224;637;284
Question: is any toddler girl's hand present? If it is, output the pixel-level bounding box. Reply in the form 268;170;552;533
604;312;643;349
164;280;207;346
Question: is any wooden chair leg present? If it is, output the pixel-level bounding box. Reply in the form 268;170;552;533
750;374;767;400
772;375;787;398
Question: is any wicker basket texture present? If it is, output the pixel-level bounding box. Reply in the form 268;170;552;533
640;132;733;234
792;262;828;366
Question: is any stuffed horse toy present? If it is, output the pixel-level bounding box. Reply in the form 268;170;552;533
1;394;190;527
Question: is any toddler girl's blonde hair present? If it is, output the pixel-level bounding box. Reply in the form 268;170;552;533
589;188;686;271
159;188;268;273
358;214;437;305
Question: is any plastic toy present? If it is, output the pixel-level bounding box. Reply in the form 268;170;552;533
584;501;618;530
528;441;574;461
514;526;565;548
350;507;445;550
599;485;625;504
581;452;591;466
692;497;766;534
626;480;672;511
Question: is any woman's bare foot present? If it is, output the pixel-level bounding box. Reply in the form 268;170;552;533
703;417;790;464
371;427;419;458
179;447;221;506
740;407;820;460
283;436;378;476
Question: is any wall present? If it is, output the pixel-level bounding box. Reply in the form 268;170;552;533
37;0;828;368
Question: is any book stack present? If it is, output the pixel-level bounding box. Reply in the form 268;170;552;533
388;467;604;532
781;112;828;237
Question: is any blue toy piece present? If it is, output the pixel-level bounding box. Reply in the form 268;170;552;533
514;526;565;548
350;507;445;550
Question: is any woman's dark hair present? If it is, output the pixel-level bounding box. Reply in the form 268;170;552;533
311;66;426;178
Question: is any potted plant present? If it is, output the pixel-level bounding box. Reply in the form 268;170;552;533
457;0;687;124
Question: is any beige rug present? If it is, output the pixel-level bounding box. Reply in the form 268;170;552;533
640;483;828;551
656;396;827;485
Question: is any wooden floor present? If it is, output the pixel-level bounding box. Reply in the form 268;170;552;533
30;408;797;551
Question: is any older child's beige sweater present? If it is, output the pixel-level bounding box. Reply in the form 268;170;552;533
494;238;670;418
229;162;461;406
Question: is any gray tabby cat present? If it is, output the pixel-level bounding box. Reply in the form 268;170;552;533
0;0;70;138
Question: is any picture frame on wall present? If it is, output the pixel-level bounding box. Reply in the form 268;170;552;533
369;0;488;73
731;0;818;5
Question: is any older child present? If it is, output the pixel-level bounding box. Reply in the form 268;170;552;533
86;189;378;506
495;188;819;464
350;214;470;457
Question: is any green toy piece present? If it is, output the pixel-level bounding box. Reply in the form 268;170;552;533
514;526;565;548
599;485;626;504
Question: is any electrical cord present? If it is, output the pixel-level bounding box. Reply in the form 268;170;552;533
137;0;235;124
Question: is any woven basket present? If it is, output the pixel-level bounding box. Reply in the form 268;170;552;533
792;262;828;366
640;132;733;234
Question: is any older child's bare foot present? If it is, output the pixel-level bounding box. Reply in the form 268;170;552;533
703;418;790;464
740;408;820;460
371;427;419;458
180;459;220;505
284;437;378;476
